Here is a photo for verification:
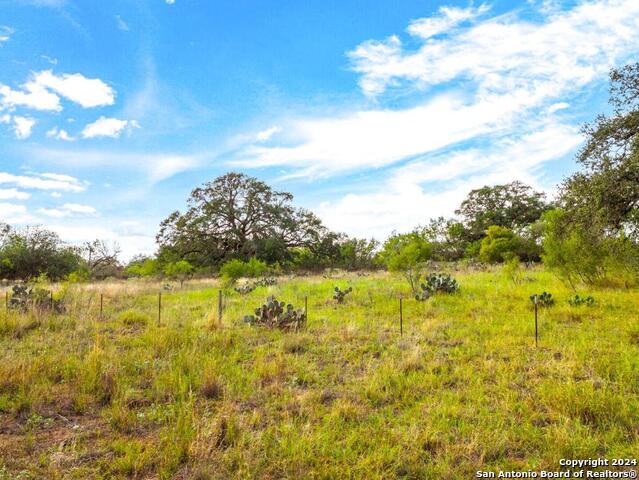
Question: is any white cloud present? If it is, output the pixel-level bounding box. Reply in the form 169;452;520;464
0;81;61;111
39;203;97;218
81;116;138;138
348;0;639;97
34;70;115;108
233;0;639;180
166;0;175;4
406;5;489;40
30;147;202;184
0;26;14;44
46;126;74;141
51;192;62;198
0;188;31;200
316;123;580;239
256;126;281;142
0;203;35;224
0;172;85;192
234;94;527;176
0;70;115;113
12;116;36;139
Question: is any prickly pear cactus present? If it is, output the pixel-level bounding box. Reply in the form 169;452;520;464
234;283;256;295
333;286;353;304
244;295;306;330
568;294;594;307
256;277;277;287
415;273;459;301
530;291;554;307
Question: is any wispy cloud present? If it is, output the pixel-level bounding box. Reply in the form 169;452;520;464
39;202;97;218
0;188;31;200
0;26;14;44
0;171;86;192
29;147;204;184
115;15;129;31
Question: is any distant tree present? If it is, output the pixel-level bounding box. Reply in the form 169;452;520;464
338;237;379;270
378;231;432;294
125;256;160;278
157;172;335;267
82;239;122;279
421;217;468;261
455;181;551;242
163;260;195;287
0;225;81;280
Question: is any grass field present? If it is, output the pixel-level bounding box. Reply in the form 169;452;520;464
0;267;638;479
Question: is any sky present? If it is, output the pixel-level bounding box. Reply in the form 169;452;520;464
0;0;638;260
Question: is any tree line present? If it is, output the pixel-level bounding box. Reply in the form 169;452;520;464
2;63;638;287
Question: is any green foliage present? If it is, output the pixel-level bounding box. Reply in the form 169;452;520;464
479;226;540;263
503;256;523;285
541;209;608;286
219;257;269;284
415;273;459;301
125;257;161;278
66;268;90;284
0;225;82;280
243;295;306;330
163;260;195;286
568;295;595;307
456;181;551;242
118;310;150;327
530;291;554;307
156;172;334;268
333;286;353;304
338;238;379;270
422;217;468;261
378;231;432;293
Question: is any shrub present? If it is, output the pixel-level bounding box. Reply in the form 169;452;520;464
479;226;539;263
219;258;269;284
244;296;306;330
378;231;432;294
333;286;353;304
118;310;150;327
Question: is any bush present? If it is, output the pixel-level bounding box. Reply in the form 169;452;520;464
479;226;539;263
118;310;150;327
219;258;269;284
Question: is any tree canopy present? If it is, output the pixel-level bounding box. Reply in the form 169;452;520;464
156;172;337;267
455;181;550;242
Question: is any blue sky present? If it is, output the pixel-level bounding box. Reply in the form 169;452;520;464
0;0;637;259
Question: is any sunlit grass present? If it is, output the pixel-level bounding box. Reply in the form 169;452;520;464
0;267;637;478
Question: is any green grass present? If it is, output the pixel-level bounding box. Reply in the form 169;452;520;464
0;267;638;479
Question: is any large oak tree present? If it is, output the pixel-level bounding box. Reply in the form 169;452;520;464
156;172;337;266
